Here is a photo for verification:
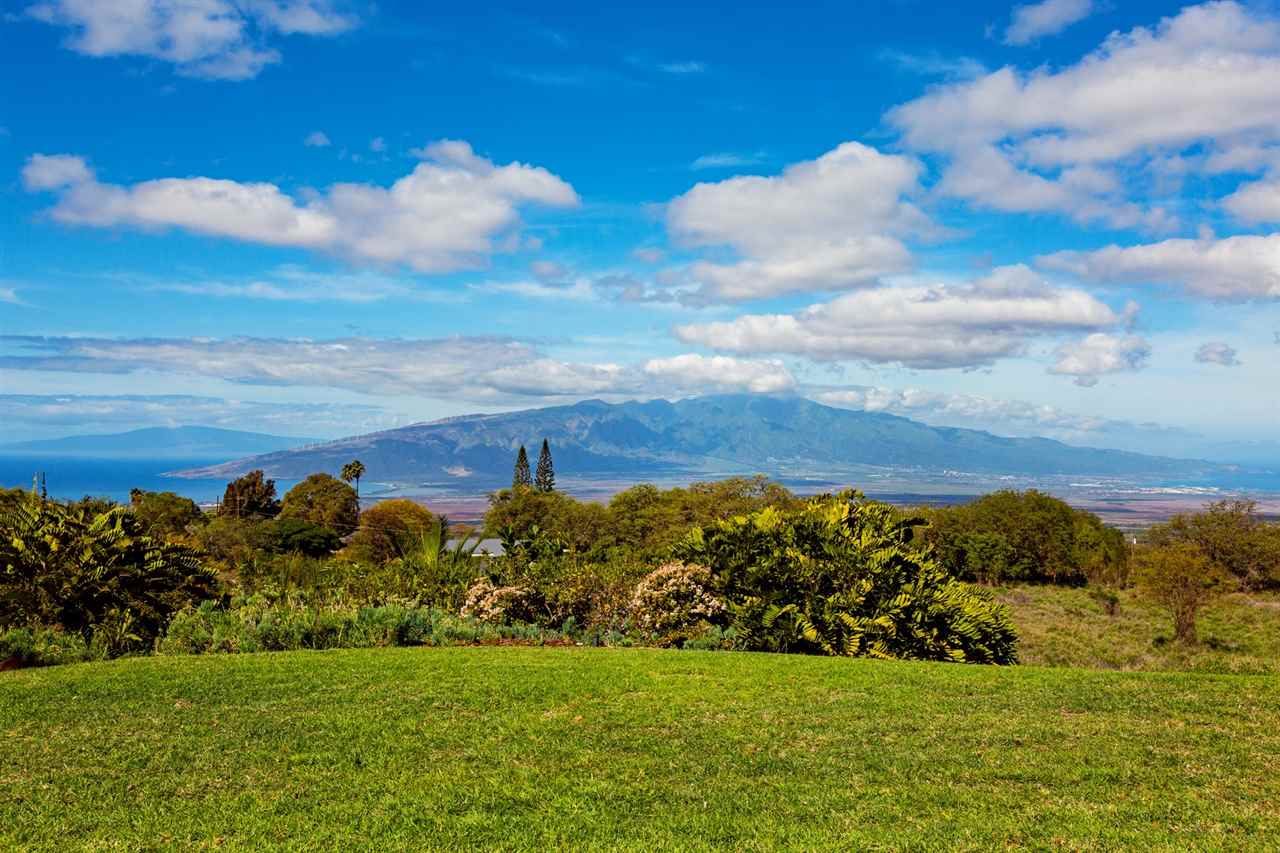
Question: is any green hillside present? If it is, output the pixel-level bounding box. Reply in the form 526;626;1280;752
3;647;1278;850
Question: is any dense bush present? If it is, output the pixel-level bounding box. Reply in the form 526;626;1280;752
0;492;217;655
1133;543;1232;644
221;470;280;519
675;493;1018;663
919;490;1127;585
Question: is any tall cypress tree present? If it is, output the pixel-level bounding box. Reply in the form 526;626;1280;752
512;445;532;488
535;438;555;492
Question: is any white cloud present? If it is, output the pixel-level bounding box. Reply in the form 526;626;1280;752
888;2;1280;226
1038;234;1280;301
0;288;22;305
1194;341;1241;366
879;49;986;80
1223;177;1280;223
1049;333;1151;386
674;265;1128;370
1004;0;1095;46
0;336;796;403
690;152;765;170
815;386;1110;433
304;130;331;147
369;136;386;153
643;354;795;394
666;141;927;301
659;60;706;74
23;141;579;273
0;393;400;439
26;0;357;81
148;266;463;303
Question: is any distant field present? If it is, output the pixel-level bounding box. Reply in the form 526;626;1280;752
3;647;1279;850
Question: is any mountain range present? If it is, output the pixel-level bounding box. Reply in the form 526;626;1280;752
169;395;1228;486
3;426;319;459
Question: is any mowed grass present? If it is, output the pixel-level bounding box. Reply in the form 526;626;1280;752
3;647;1279;851
1003;585;1280;674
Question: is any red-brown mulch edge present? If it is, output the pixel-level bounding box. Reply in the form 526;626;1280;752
0;655;25;673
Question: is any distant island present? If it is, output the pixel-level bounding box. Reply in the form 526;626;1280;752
3;426;319;460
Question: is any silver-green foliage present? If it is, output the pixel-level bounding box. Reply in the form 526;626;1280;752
673;492;1018;663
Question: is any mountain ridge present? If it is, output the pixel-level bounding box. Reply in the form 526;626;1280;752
167;394;1225;484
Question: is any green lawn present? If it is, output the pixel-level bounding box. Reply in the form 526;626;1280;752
3;647;1279;850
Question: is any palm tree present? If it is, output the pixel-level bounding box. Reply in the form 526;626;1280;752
340;460;366;498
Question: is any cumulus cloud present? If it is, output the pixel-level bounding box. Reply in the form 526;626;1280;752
888;2;1280;227
0;393;400;439
1194;341;1241;366
22;141;579;273
665;141;927;302
1223;177;1280;223
674;265;1128;370
0;336;800;403
643;354;795;394
1004;0;1095;46
815;386;1110;433
1038;234;1280;301
303;130;331;147
1049;333;1150;386
25;0;356;80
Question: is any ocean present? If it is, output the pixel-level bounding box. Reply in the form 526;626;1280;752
0;456;299;505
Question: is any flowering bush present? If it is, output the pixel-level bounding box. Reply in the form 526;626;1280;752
628;561;725;637
460;578;536;624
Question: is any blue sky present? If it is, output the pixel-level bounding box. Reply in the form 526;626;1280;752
1;0;1277;456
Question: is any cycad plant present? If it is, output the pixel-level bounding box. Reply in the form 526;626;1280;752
674;492;1018;663
0;491;216;654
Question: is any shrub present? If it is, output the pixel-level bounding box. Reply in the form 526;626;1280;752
129;489;204;538
460;577;535;624
346;499;436;565
0;626;100;668
256;517;343;557
628;561;725;638
675;492;1018;663
1145;499;1280;590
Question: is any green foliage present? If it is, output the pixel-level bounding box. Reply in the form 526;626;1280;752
919;490;1126;585
256;517;342;557
221;470;280;520
0;492;216;654
1133;542;1232;644
129;489;205;538
1145;499;1280;590
675;492;1018;663
280;473;359;536
345;498;436;564
0;626;102;668
158;597;565;656
512;445;532;488
535;438;555;492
